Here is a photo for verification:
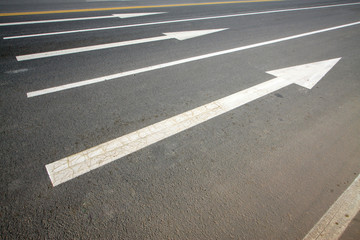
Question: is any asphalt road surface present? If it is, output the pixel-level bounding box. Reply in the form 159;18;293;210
1;0;360;239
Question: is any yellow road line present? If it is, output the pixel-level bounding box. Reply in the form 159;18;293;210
0;0;281;17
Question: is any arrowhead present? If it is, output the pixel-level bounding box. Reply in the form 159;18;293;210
163;28;227;40
267;58;341;89
112;12;165;19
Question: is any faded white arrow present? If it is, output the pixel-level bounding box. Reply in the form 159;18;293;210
45;58;341;186
0;12;166;26
16;28;227;61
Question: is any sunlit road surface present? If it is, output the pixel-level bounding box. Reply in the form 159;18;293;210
1;0;360;239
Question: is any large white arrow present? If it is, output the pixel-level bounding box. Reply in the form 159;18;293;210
16;28;227;61
45;58;341;186
0;12;166;26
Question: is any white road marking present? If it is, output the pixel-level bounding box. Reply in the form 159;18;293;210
27;21;360;98
4;2;360;39
0;16;114;26
45;58;340;186
0;12;165;26
87;0;132;2
16;29;227;61
303;173;360;240
4;68;29;74
112;13;164;19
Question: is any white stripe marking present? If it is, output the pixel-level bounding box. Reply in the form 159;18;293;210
112;13;165;19
303;174;360;240
17;36;168;61
87;0;132;2
16;29;227;61
0;15;114;26
45;58;340;186
5;68;29;74
4;2;360;39
27;21;360;98
0;12;165;26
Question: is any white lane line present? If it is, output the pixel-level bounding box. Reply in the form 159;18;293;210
16;29;226;61
4;2;360;39
303;174;360;240
0;12;165;26
112;13;164;19
45;58;340;186
87;0;132;2
27;20;360;98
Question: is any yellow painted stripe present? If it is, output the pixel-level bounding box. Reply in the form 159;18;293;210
0;0;281;17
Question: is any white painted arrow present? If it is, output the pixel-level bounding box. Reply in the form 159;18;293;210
16;28;227;61
45;58;341;186
0;12;165;26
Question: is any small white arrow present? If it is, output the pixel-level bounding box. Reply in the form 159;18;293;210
16;28;227;61
45;58;341;186
0;12;166;26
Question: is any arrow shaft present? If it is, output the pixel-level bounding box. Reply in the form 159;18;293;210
0;15;115;26
217;77;290;111
0;12;165;26
17;35;170;61
46;76;290;186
